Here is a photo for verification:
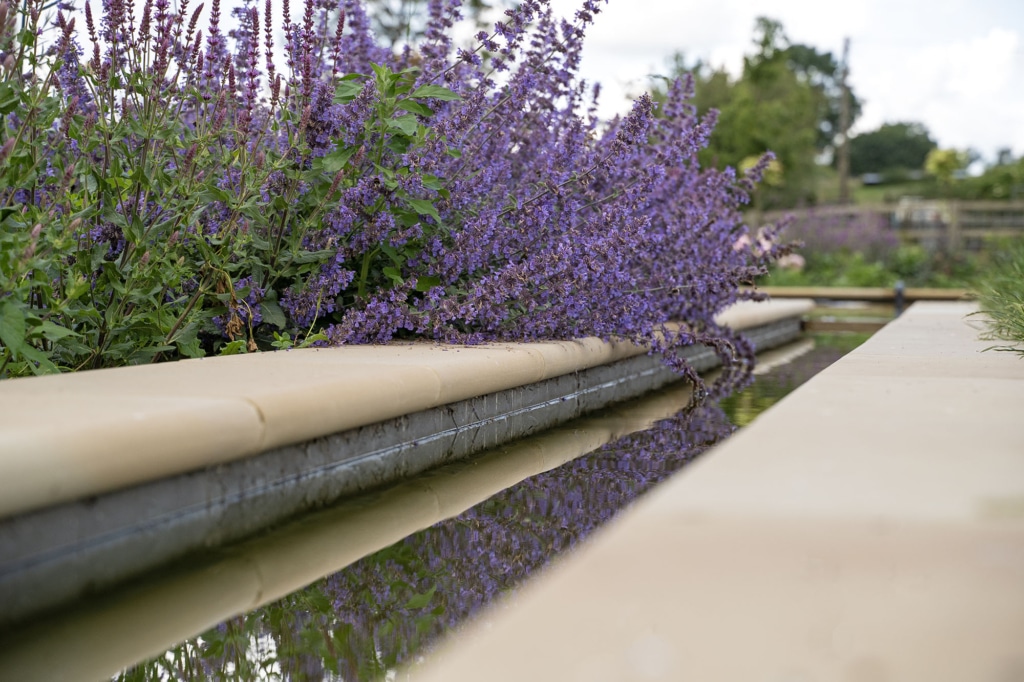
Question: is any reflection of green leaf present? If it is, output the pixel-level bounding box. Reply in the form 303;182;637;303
404;585;437;610
411;84;461;101
304;588;332;615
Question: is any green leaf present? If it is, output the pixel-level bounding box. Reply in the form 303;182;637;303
370;63;391;83
176;337;204;358
198;186;233;205
18;343;59;375
411;85;461;102
421;174;443;191
387;135;413;155
387;114;420;137
218;340;248;356
0;83;20;115
322;146;357;174
414;275;442;292
334;80;364;103
396;100;434;118
259;300;287;329
305;589;333;614
404;585;437;610
382;266;404;286
394;209;420;228
30;320;79;343
80;173;98;193
271;332;294;350
405;198;441;223
380;243;403;267
0;301;27;354
298;331;328;348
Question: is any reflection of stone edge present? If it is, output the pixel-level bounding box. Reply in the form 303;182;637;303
0;384;702;682
0;318;801;629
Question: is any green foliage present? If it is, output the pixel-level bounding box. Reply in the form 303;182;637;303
783;43;861;153
848;122;937;176
870;157;1024;201
962;156;1024;200
925;148;970;189
657;17;856;209
765;251;892;287
0;0;461;378
765;245;982;289
974;238;1024;356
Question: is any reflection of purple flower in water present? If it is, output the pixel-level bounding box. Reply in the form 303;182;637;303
316;402;735;681
120;403;735;681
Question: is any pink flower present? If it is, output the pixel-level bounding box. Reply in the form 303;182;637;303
777;253;806;271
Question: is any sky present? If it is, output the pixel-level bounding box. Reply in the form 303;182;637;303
547;0;1024;164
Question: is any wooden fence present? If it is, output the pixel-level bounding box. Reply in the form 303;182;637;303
751;200;1024;252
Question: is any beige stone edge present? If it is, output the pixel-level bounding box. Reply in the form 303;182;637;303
409;301;1024;681
0;298;812;520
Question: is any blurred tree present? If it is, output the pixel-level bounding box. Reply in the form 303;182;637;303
783;43;862;156
848;122;937;176
655;18;828;208
966;159;1024;199
925;148;969;191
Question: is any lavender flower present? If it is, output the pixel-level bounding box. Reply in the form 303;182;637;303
2;0;780;388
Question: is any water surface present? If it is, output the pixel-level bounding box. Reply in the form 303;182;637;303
109;334;867;681
29;335;868;681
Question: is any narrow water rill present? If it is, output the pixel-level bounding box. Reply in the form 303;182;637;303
0;335;867;681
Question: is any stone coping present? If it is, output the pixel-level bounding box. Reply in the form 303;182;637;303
0;299;812;520
409;302;1024;680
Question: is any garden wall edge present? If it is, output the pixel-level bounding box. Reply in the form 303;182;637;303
0;298;812;520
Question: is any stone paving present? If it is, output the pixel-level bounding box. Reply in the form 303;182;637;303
411;302;1024;681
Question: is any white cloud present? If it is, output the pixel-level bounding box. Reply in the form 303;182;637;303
553;0;1024;160
911;27;1017;100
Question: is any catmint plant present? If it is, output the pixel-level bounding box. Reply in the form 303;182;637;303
0;0;781;394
